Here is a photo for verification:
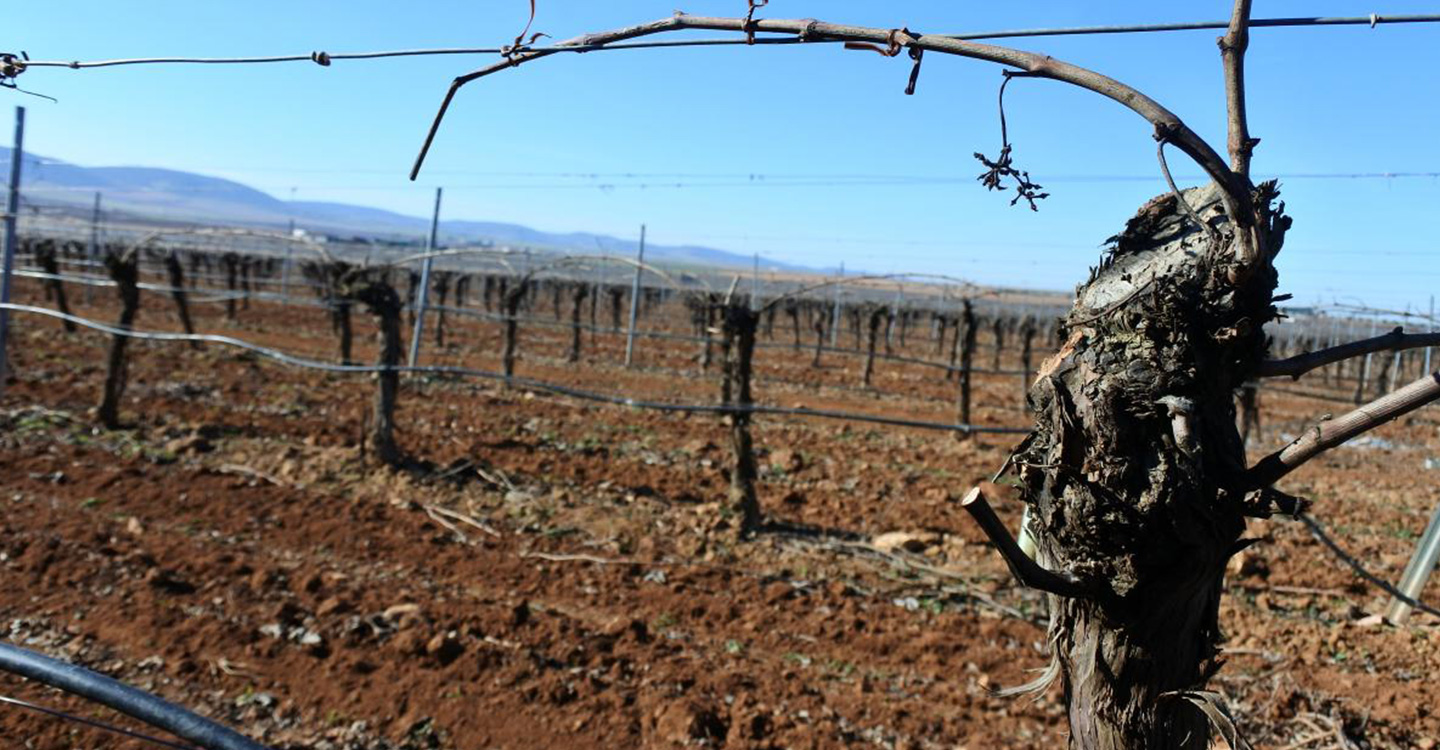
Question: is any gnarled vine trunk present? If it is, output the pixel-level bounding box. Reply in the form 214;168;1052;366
861;304;884;388
164;251;199;348
567;282;588;363
953;300;976;438
501;280;528;385
98;251;140;429
811;313;827;368
719;302;761;537
355;281;403;466
1013;184;1288;749
221;253;239;321
33;241;76;332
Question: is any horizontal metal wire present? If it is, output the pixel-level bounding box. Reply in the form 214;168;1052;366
13;266;1036;375
427;301;1033;375
14;268;251;304
19;14;1440;70
12;266;1041;402
22;264;1427;393
20;38;809;69
946;13;1440;39
0;303;1031;435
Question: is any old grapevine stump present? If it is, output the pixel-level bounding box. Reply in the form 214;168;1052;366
1011;183;1288;748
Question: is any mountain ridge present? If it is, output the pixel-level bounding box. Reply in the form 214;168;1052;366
1;147;815;272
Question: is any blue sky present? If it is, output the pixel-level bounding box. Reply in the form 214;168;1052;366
7;2;1439;311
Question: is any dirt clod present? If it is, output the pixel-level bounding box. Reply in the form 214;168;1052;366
425;633;464;665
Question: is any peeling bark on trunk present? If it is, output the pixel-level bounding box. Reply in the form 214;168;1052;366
1011;185;1289;749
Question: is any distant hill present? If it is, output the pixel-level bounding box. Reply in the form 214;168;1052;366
0;147;813;272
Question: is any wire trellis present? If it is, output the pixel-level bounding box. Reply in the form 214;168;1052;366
0;303;1031;435
14;14;1440;72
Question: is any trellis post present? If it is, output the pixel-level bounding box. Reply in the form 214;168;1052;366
0;106;24;400
623;224;645;367
1386;502;1440;624
407;187;442;367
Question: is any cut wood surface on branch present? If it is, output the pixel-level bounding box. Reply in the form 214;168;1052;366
959;487;1093;599
1248;371;1440;486
1259;327;1440;379
409;13;1250;219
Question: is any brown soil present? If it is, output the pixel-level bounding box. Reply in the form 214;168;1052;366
1;276;1437;749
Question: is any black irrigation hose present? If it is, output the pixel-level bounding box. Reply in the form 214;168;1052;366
0;303;1031;435
1297;513;1440;619
0;693;201;750
0;642;269;750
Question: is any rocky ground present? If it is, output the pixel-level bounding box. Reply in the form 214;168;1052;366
0;276;1436;749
